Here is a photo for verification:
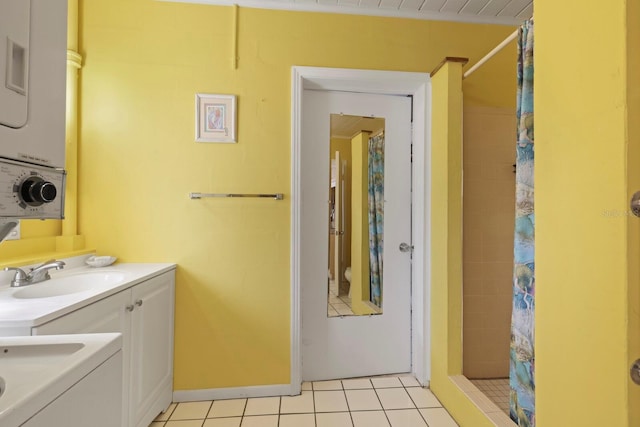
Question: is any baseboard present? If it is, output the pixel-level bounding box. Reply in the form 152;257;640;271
173;384;296;402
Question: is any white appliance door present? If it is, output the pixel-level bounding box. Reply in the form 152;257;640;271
0;0;67;168
301;90;412;380
0;0;30;128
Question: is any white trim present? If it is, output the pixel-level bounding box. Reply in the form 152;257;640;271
291;66;431;388
289;66;303;396
423;82;433;385
411;82;433;385
173;384;293;402
158;0;525;26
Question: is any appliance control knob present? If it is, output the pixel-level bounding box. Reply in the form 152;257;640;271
20;177;57;207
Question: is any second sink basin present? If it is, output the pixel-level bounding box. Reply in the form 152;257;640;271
12;272;127;299
0;333;123;427
1;342;85;363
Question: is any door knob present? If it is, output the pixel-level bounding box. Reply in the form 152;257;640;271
399;242;414;253
631;359;640;385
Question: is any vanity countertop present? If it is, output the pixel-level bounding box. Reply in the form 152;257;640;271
0;263;175;331
0;332;122;427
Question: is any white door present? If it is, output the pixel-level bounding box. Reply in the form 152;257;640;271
301;89;412;381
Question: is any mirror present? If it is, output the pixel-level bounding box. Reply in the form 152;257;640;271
328;114;385;317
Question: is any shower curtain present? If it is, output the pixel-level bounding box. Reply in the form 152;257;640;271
510;19;535;427
368;134;384;307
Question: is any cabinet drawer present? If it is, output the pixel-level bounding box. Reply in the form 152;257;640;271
32;290;129;335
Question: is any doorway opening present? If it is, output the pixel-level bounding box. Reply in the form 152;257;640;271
290;66;432;394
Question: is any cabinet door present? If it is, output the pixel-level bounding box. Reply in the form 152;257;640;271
130;272;175;427
32;290;131;427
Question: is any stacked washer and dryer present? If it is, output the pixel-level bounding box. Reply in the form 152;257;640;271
0;0;68;221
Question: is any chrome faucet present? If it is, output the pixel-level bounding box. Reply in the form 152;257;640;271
4;259;66;287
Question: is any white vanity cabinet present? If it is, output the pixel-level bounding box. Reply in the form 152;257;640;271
20;351;123;427
32;270;175;427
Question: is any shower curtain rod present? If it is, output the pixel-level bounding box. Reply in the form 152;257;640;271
463;29;518;80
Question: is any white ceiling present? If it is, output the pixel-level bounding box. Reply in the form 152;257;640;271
331;114;385;139
164;0;533;25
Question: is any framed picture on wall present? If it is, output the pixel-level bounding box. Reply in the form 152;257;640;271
195;93;237;143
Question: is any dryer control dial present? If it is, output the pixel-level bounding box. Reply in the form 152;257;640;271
19;176;58;206
0;159;65;219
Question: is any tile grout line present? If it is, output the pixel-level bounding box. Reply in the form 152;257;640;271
340;379;355;427
313;386;318;427
277;395;282;427
205;400;213;425
240;395;248;425
311;381;318;427
406;382;433;427
371;380;394;427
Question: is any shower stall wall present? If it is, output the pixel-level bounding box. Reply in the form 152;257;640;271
462;105;516;379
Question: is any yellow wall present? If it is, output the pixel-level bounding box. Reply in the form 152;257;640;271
0;220;61;262
430;59;495;426
78;0;516;391
627;0;640;424
536;0;640;425
462;42;516;109
349;131;374;316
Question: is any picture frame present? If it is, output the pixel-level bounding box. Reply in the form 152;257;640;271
195;93;237;143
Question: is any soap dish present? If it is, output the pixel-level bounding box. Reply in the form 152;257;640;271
85;255;117;268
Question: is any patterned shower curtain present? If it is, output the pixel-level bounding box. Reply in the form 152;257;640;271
510;19;535;427
368;134;384;308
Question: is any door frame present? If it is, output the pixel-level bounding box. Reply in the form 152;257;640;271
290;66;432;394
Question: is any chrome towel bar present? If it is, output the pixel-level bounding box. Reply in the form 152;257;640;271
190;192;284;200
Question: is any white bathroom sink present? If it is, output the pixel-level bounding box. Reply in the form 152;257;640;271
0;262;175;331
12;272;127;299
0;333;122;427
0;342;84;363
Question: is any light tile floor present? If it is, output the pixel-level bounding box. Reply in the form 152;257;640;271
151;375;459;427
470;378;510;416
328;280;354;317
